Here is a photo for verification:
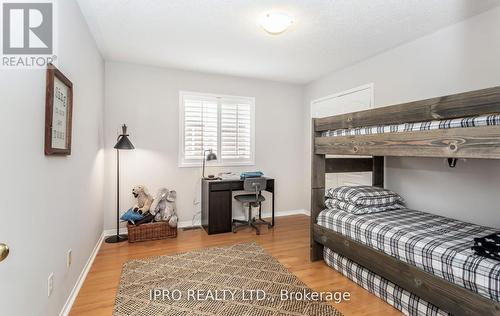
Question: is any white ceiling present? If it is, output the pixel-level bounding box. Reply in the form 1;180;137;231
77;0;500;84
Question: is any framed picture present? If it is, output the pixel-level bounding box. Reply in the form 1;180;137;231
44;64;73;155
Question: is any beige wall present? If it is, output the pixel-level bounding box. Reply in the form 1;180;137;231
305;6;500;228
3;4;500;315
0;1;105;315
103;62;307;230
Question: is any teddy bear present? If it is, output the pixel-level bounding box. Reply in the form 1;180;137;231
132;185;154;215
150;187;178;228
121;185;155;225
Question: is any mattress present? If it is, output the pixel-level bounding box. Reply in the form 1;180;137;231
323;248;449;316
321;113;500;137
317;207;500;301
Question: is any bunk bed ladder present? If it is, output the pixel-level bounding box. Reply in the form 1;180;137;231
310;119;385;261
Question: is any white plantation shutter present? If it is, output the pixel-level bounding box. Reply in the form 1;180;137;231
221;101;252;162
183;97;218;161
180;92;254;166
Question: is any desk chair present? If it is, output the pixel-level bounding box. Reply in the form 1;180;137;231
233;178;273;235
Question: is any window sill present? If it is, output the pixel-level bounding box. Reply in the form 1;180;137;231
178;161;256;168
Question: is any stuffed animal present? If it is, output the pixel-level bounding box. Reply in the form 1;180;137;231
132;185;154;215
150;188;178;227
150;188;168;220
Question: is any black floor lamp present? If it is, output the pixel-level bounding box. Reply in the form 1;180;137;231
105;124;135;243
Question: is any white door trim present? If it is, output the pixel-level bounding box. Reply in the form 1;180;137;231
310;83;374;115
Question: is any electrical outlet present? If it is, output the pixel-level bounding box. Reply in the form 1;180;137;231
47;273;54;297
67;249;72;268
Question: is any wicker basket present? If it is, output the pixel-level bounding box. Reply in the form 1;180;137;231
127;221;177;243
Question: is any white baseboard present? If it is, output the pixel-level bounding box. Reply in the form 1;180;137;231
104;209;309;236
295;209;310;216
227;209;309;221
59;232;105;316
272;209;309;217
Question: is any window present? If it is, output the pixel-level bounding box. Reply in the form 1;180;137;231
179;91;255;167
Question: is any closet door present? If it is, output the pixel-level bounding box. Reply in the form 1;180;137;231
311;84;373;118
311;84;374;189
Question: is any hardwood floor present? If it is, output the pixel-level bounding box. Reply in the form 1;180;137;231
70;215;401;316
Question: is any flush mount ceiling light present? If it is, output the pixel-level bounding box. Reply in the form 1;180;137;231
259;12;294;35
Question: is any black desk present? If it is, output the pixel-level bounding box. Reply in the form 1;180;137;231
201;178;275;235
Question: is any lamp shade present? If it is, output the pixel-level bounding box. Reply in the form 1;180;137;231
114;135;135;150
206;151;217;161
114;124;135;150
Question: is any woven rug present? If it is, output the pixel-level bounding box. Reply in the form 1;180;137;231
114;242;342;316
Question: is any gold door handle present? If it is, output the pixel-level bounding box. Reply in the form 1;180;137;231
0;243;9;262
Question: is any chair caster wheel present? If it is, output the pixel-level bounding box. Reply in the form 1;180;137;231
268;224;272;229
256;231;260;235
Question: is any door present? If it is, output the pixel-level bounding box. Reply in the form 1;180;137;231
311;84;374;189
311;84;374;118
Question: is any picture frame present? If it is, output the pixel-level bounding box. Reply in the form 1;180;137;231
44;63;73;155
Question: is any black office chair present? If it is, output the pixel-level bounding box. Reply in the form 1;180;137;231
233;177;272;235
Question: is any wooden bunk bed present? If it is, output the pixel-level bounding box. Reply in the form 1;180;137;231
310;86;500;316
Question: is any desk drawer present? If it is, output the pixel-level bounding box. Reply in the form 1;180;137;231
210;182;233;191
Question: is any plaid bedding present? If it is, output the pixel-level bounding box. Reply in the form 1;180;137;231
325;198;405;214
317;207;500;301
325;185;404;206
321;114;500;137
323;248;449;316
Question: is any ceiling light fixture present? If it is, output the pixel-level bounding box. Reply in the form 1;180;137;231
259;12;294;35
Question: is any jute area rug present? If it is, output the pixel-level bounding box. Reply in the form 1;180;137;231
113;242;342;316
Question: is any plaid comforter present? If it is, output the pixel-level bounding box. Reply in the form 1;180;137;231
321;114;500;137
324;248;449;316
317;208;500;301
